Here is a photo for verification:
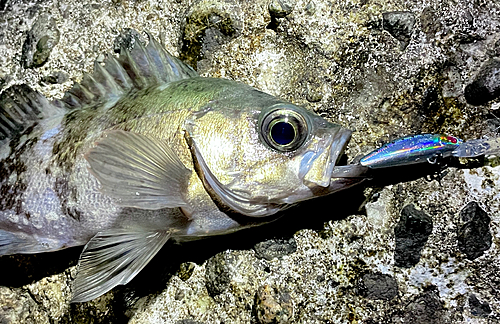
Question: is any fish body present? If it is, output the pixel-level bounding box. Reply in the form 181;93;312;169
0;33;364;301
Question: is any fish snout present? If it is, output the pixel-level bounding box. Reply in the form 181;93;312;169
301;127;352;188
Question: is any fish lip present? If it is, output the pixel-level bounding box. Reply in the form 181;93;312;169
324;128;352;180
329;128;352;167
300;127;352;188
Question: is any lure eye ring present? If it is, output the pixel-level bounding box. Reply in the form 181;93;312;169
260;107;308;152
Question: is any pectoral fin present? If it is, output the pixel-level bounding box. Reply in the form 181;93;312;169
85;130;191;210
71;227;171;302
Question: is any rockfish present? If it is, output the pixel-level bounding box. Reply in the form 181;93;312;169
0;33;367;302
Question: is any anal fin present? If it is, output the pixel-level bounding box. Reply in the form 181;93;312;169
71;227;171;302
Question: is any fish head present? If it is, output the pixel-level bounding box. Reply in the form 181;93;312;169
187;100;354;217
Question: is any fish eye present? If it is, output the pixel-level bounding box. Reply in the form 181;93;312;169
260;108;308;152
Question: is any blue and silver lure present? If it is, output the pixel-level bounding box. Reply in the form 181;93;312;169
360;134;462;169
359;134;500;169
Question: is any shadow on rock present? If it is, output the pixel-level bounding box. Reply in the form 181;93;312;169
0;246;80;287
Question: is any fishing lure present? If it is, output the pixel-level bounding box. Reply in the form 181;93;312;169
359;133;500;169
359;134;462;169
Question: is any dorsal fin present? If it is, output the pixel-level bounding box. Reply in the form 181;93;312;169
53;31;199;110
0;84;60;142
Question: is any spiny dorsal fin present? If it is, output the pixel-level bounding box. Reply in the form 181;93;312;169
54;31;198;110
0;84;60;142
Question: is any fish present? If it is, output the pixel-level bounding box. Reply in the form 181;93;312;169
0;32;369;302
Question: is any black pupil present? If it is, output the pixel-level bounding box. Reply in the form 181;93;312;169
271;121;295;145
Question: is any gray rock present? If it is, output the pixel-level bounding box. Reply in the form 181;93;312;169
40;71;68;85
205;251;236;297
395;288;452;324
356;272;398;301
457;201;492;260
21;13;60;69
469;294;492;318
464;58;500;106
394;204;433;268
253;238;297;260
204;250;258;299
268;0;294;18
382;11;416;50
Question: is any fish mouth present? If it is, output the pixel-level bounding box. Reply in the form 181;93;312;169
301;127;352;188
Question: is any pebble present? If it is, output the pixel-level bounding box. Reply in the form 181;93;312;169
268;0;294;18
469;294;492;317
396;288;447;324
253;284;294;324
176;262;196;281
175;320;206;324
21;14;60;68
40;71;69;85
205;252;236;296
393;204;433;268
356;272;398;301
464;58;500;106
382;11;416;50
253;238;297;261
457;201;492;260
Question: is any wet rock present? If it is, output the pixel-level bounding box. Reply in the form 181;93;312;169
40;71;68;84
356;272;398;301
421;86;439;112
469;294;492;317
397;288;448;324
382;11;416;50
180;0;242;69
457;201;492;260
176;262;196;281
394;204;433;268
253;285;294;324
253;238;297;260
205;252;234;296
113;28;145;53
21;14;60;68
268;0;294;18
464;58;500;106
204;250;255;297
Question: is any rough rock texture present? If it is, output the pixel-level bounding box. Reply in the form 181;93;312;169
393;204;433;268
0;0;500;323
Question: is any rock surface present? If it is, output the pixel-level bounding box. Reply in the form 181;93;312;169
0;0;500;323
